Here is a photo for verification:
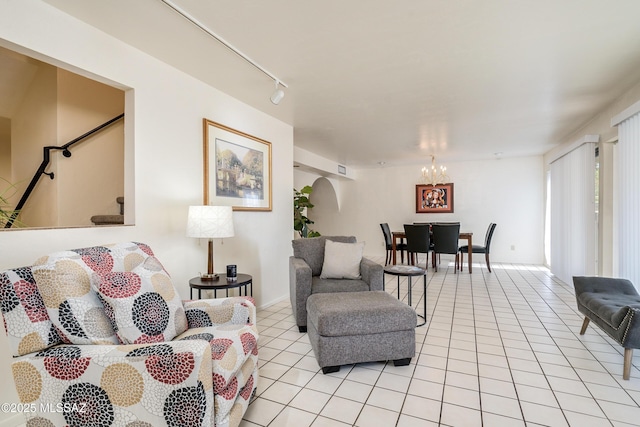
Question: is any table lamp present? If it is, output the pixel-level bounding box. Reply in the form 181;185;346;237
186;205;234;281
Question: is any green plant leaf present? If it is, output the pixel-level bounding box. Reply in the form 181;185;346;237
293;186;320;238
0;177;24;227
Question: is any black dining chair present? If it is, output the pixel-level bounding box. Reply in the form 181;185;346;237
403;224;432;269
380;223;406;265
459;223;497;272
431;222;461;272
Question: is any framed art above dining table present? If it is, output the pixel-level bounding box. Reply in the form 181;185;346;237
416;183;454;213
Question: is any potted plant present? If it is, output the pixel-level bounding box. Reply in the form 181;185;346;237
1;178;23;228
293;186;320;238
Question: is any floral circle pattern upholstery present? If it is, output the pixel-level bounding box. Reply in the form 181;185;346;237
0;267;62;356
31;248;121;346
0;242;259;427
12;341;217;426
92;243;188;344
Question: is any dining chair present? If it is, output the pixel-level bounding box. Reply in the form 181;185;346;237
413;222;436;254
403;224;432;269
431;222;461;272
380;223;406;265
459;223;497;272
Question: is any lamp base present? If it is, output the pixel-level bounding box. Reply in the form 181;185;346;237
200;273;219;281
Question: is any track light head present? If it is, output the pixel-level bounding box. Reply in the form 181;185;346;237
270;81;285;105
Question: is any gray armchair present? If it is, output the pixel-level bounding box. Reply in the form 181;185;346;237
289;236;383;332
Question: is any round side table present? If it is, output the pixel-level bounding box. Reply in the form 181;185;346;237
189;274;253;299
383;265;427;326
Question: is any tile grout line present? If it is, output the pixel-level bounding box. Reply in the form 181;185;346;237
243;258;640;427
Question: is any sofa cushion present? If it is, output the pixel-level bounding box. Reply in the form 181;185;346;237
311;276;370;294
577;291;640;328
320;240;364;279
292;236;357;276
94;243;188;344
32;248;120;346
0;267;63;356
12;341;214;427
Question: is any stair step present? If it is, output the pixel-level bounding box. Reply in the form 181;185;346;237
91;215;124;225
91;196;125;224
116;197;124;215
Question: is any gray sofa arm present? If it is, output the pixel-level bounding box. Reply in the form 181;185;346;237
361;257;383;291
290;256;313;328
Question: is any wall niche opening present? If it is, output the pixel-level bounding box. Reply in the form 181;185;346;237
0;44;131;229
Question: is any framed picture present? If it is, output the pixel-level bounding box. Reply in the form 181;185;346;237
416;183;454;213
203;118;272;211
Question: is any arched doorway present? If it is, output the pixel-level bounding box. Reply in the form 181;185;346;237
308;177;340;235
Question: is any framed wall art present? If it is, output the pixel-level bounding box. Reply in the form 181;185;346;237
203;118;272;211
416;183;454;214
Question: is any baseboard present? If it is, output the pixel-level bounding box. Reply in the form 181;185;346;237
257;294;288;311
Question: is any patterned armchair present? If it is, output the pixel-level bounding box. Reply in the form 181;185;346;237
0;242;258;427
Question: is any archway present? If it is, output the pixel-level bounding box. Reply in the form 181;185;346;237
308;177;340;235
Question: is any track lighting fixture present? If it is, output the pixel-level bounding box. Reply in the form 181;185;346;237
270;81;285;105
159;0;289;106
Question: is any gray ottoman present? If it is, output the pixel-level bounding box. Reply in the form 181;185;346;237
306;291;417;374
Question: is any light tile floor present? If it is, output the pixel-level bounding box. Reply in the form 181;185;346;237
241;256;640;427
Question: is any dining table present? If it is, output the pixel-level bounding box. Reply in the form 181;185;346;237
391;230;474;273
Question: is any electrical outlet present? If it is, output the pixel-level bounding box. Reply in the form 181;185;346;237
511;245;515;251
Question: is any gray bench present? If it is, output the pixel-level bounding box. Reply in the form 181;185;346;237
573;276;640;379
306;291;416;374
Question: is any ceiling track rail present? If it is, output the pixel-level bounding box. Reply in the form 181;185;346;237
159;0;288;88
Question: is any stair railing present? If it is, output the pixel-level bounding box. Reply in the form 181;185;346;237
4;113;124;229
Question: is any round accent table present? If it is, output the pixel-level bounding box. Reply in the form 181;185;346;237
189;274;253;299
383;265;427;326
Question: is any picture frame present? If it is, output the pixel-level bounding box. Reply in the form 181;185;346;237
203;118;272;211
416;183;454;214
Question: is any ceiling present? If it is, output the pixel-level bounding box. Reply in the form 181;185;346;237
43;0;640;167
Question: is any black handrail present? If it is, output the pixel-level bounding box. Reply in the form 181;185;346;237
4;113;125;229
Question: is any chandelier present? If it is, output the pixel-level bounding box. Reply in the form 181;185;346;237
421;155;449;186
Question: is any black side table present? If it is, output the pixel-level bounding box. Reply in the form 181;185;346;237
189;274;253;299
383;265;427;326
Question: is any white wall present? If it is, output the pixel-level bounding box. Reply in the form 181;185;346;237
300;156;545;265
0;2;293;424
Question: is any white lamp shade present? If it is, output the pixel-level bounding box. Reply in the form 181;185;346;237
186;206;234;238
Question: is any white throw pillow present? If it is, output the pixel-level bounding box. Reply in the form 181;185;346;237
320;240;365;279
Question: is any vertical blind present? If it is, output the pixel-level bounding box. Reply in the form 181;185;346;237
616;112;640;287
549;142;596;285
